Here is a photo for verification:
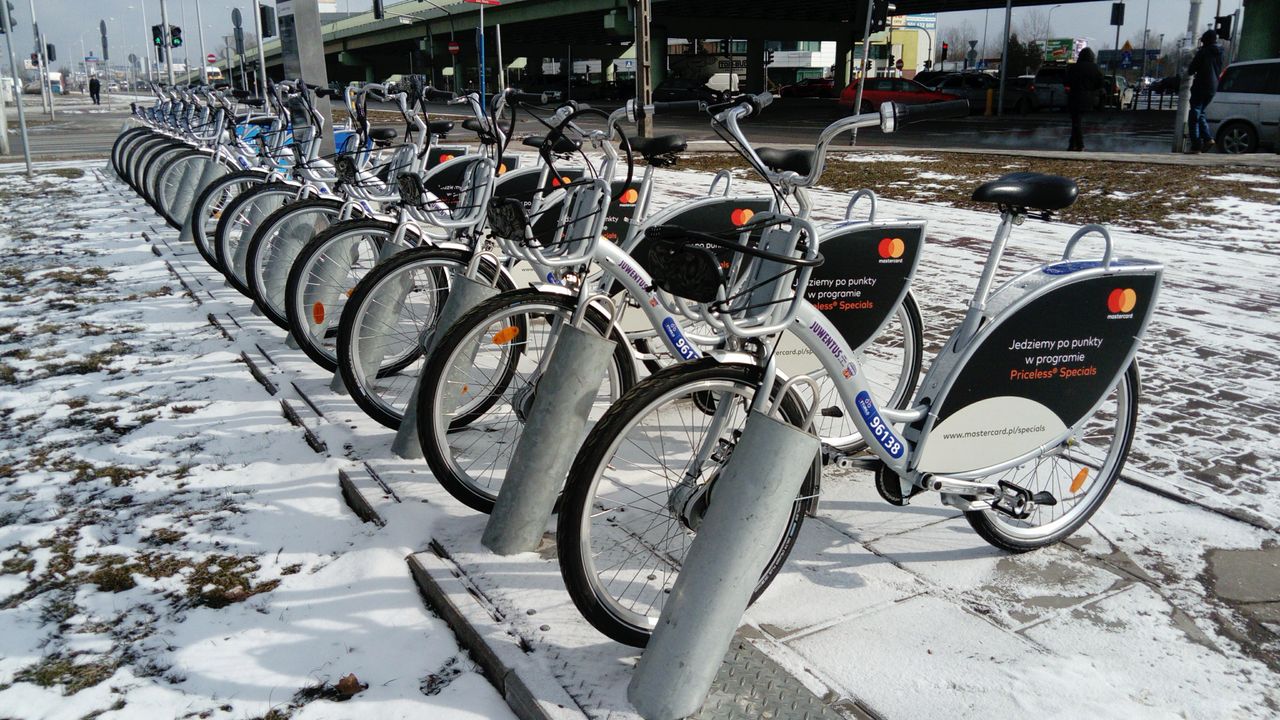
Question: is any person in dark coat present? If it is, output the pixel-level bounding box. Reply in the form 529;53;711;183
1065;47;1104;151
88;75;101;105
1186;30;1225;152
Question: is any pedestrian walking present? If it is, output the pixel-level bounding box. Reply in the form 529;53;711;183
1066;47;1104;152
89;75;101;106
1186;30;1225;153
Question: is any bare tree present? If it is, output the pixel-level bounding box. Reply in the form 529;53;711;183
937;19;978;64
1019;8;1052;43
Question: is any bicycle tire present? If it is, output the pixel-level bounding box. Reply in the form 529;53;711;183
284;219;417;371
416;288;640;513
557;358;818;647
188;169;270;269
246;197;347;329
964;361;1139;552
213;181;297;293
336;246;515;428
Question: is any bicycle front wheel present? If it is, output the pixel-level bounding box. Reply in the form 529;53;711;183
964;361;1140;552
285;219;412;371
417;288;638;513
246;197;346;329
556;358;819;647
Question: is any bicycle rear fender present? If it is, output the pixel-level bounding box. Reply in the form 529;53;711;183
909;257;1163;476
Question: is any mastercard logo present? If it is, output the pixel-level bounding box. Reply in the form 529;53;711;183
730;208;754;226
878;237;905;259
439;153;455;162
1107;288;1137;313
619;188;639;204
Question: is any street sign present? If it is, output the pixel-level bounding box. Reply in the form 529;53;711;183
895;58;904;71
447;40;460;55
1121;50;1133;68
207;52;217;63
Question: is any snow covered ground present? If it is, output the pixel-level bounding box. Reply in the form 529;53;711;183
0;162;513;719
1;152;1277;720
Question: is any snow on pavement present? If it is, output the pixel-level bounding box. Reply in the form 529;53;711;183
0;163;512;720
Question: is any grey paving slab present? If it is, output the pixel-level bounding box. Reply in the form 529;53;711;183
1207;548;1280;604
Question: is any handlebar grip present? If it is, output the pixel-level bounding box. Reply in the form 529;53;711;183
891;99;969;124
304;82;321;91
512;91;550;104
652;100;705;113
754;91;774;110
423;88;455;101
213;82;231;90
315;88;339;99
232;89;250;100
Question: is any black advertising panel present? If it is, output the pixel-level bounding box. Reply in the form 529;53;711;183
603;180;642;245
630;197;775;278
807;223;923;350
915;270;1160;474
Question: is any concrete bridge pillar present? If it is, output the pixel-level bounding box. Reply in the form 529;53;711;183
834;36;853;91
649;28;667;89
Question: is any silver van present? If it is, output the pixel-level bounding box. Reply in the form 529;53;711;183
1207;58;1280;153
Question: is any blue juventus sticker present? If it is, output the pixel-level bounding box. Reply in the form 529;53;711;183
662;317;699;360
855;391;904;458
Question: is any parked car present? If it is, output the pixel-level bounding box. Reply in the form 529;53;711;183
837;77;961;113
779;77;835;98
1102;75;1131;108
1206;58;1280;153
926;72;1037;113
911;70;951;87
654;77;725;104
1032;64;1072;110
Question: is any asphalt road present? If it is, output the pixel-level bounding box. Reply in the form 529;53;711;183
3;95;1178;160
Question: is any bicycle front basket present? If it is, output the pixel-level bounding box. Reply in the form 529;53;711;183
647;234;725;304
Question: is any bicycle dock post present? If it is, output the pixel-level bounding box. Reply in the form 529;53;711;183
177;159;227;246
170;156;217;227
628;386;821;720
480;297;619;554
390;256;502;459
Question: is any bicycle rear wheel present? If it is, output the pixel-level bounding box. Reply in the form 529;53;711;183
964;361;1139;552
556;358;818;647
213;182;296;293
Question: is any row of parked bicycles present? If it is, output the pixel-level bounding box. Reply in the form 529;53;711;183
110;78;1163;650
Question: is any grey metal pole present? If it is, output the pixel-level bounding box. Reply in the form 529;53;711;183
1172;0;1201;152
481;323;618;555
28;0;48;114
495;23;504;92
40;31;53;119
635;0;653;137
252;0;268;95
1140;0;1151;84
159;0;174;86
997;0;1012;116
196;0;208;83
628;411;821;720
141;1;153;83
0;59;8;157
391;274;501;459
850;0;875;145
2;0;33;174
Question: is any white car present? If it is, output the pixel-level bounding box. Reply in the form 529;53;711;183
1206;58;1280;153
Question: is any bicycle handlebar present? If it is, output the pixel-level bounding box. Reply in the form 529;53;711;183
886;99;969;125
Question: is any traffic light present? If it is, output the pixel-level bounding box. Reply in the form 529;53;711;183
923;59;932;70
151;24;164;47
765;50;775;65
45;43;54;62
1;1;16;35
373;0;385;20
870;1;893;34
1214;15;1233;41
260;5;277;38
940;42;949;61
170;25;182;48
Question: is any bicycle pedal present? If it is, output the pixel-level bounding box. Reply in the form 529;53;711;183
819;405;844;418
1031;491;1058;507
